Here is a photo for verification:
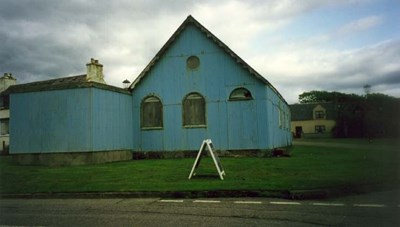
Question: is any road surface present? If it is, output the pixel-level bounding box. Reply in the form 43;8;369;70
1;190;399;226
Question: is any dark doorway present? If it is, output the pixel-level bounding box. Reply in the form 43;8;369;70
295;126;302;138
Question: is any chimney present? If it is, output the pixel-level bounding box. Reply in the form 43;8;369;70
86;58;106;84
0;73;17;93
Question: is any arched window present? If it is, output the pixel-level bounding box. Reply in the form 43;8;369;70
229;88;253;101
183;92;206;127
141;96;163;129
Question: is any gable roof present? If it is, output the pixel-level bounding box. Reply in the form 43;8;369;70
6;75;130;95
130;15;288;105
290;102;337;121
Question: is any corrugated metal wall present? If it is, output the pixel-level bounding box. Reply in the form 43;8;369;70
91;89;133;151
131;24;291;152
10;88;132;154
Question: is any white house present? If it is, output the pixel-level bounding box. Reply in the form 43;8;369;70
0;73;17;154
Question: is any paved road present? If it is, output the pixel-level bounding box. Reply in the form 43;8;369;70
1;190;399;226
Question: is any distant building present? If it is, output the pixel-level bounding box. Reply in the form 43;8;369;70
290;102;337;138
8;16;291;165
0;73;17;155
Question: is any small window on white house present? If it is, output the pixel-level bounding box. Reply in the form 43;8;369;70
0;119;9;135
315;110;325;119
229;88;253;100
0;96;9;109
315;125;326;133
141;96;163;129
183;93;206;127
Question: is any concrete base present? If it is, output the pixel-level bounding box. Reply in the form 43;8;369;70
11;147;292;166
132;149;290;159
12;150;132;166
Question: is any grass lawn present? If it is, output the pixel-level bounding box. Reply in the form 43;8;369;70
0;139;399;194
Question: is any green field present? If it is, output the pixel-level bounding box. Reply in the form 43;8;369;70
0;139;399;195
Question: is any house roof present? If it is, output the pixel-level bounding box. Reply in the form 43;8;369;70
130;15;288;105
290;102;337;121
6;75;130;95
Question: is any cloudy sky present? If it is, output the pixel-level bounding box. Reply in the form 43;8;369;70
1;0;399;103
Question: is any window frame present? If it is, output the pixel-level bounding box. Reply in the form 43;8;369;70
314;110;325;119
186;55;200;70
140;95;163;130
0;119;9;135
228;87;253;101
315;125;326;133
182;92;206;128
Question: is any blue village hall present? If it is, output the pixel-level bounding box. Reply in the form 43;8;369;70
8;16;292;165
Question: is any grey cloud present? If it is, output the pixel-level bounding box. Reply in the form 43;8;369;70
334;39;400;88
275;39;400;102
0;22;94;83
0;0;193;83
0;0;398;103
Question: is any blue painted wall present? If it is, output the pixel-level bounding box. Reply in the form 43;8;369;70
91;89;133;151
131;24;291;151
10;88;132;154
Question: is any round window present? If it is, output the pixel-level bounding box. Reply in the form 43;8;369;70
187;56;200;69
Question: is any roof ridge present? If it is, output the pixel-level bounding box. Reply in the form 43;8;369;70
7;74;131;95
16;74;86;86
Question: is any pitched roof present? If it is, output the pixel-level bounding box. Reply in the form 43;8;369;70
290;102;337;121
130;15;288;105
6;75;130;95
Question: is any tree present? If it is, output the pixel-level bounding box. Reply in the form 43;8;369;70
297;90;400;138
298;90;332;103
298;90;360;104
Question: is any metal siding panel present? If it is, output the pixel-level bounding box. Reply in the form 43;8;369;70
184;128;206;150
92;88;133;151
10;89;93;154
132;100;141;151
141;130;164;151
9;94;28;153
75;89;92;151
92;89;104;150
218;101;229;150
206;102;225;150
163;104;181;151
227;100;258;149
265;86;293;148
122;93;134;149
255;98;269;149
